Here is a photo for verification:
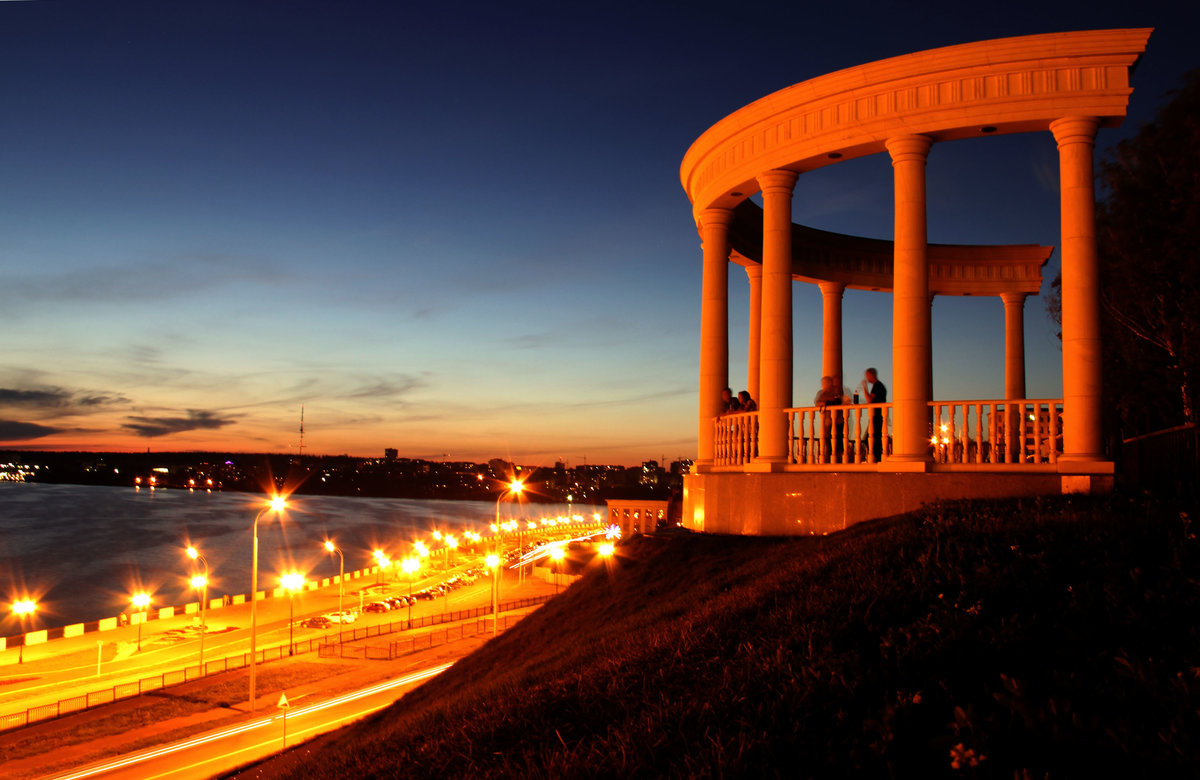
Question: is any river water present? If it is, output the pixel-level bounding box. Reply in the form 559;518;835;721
0;482;582;628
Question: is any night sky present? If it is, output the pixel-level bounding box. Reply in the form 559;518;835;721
1;0;1196;464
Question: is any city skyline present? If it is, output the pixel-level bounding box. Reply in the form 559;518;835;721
1;1;1197;465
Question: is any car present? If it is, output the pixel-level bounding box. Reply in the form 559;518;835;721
362;601;390;613
325;610;357;624
302;616;332;629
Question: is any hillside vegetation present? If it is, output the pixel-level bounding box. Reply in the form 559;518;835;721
237;495;1200;779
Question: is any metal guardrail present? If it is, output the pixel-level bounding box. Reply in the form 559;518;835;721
0;593;553;733
320;614;526;661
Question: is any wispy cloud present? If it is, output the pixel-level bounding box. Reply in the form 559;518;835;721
121;409;236;438
0;253;282;313
0;420;61;441
0;385;130;412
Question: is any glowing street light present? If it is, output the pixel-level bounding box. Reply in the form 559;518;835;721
131;592;151;651
281;572;305;656
373;549;386;585
249;494;287;713
187;543;210;671
190;574;208;670
401;556;419;625
11;600;36;664
549;545;565;594
486;552;501;636
413;540;429;559
598;542;615;558
323;539;345;639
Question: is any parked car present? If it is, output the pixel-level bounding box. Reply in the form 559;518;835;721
363;601;390;613
302;616;332;629
325;610;357;624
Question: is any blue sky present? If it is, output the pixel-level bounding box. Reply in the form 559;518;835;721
0;0;1196;463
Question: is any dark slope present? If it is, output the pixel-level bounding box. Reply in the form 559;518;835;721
236;495;1200;779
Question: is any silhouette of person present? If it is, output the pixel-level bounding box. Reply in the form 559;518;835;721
861;367;888;461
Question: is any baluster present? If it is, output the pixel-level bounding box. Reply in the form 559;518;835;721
948;404;957;464
1016;403;1026;464
986;403;996;463
1049;404;1059;463
973;403;983;463
1033;403;1043;464
960;404;969;465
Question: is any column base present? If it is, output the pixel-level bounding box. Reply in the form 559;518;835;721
747;459;790;473
882;457;932;472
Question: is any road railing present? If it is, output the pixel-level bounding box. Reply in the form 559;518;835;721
0;593;552;734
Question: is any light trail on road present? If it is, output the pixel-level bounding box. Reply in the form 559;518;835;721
50;662;453;780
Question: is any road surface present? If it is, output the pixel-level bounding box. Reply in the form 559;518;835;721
48;661;454;780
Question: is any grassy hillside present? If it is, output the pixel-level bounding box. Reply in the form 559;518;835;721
237;495;1200;779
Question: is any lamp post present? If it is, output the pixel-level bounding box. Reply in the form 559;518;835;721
401;556;419;627
549;545;565;594
323;540;345;641
373;549;384;585
131;592;151;651
186;545;210;673
486;552;501;636
11;600;36;664
495;480;524;584
281;572;305;656
249;495;287;713
190;574;208;671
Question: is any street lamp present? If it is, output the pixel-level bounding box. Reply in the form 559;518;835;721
401;556;419;626
486;552;501;636
11;600;36;664
323;540;345;641
445;534;458;566
549;545;565;594
281;572;305;656
598;542;615;558
186;545;210;672
249;494;287;713
495;479;524;584
373;549;385;585
131;592;151;651
190;574;208;670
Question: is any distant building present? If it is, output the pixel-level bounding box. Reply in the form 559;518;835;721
606;498;668;538
384;448;398;460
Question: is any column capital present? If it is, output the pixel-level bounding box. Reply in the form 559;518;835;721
699;207;733;231
756;169;799;194
1000;291;1028;307
744;263;762;281
886;134;933;166
1050;116;1101;148
818;280;846;298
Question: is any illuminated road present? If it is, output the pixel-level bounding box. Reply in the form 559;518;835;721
48;662;454;780
0;569;535;722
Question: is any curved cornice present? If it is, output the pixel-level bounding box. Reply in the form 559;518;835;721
727;201;1051;296
681;28;1151;215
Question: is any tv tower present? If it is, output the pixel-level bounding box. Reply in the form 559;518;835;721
298;405;305;459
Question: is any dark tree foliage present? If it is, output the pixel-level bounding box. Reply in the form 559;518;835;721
1049;69;1200;437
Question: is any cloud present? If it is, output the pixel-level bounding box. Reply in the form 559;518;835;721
121;409;236;438
0;386;130;412
342;375;426;400
0;387;72;407
0;253;281;312
0;420;62;441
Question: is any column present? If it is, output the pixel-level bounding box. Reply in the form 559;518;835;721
755;169;799;463
1050;117;1103;462
1001;293;1027;399
819;281;845;388
886;135;934;463
745;263;762;402
696;208;733;465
